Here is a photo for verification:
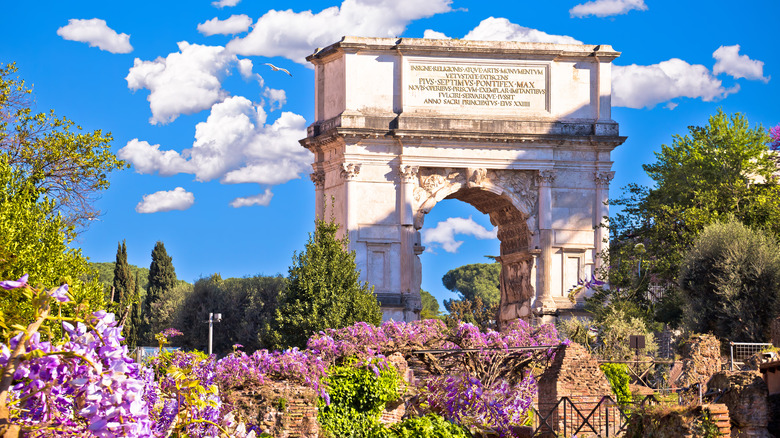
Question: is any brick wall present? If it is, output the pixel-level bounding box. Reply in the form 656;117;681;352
708;370;772;438
536;343;616;435
625;403;730;438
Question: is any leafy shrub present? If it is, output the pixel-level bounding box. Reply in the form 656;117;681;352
317;358;402;438
600;363;632;405
389;414;473;438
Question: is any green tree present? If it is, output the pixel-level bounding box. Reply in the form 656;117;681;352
0;63;127;229
112;240;134;312
608;110;779;325
420;289;442;320
270;219;382;350
141;241;178;343
679;219;780;342
125;272;143;348
442;262;501;311
174;274;286;354
0;157;105;339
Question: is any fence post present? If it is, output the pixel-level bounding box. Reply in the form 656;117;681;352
730;342;734;371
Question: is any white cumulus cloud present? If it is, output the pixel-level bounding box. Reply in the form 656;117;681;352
612;59;738;109
213;0;240;8
713;45;770;83
119;96;310;207
461;17;582;44
422;217;497;253
570;0;647;18
423;29;449;39
230;188;274;208
226;0;453;64
263;88;287;111
118;139;194;175
126;42;241;124
197;15;253;36
135;187;195;213
56;18;133;54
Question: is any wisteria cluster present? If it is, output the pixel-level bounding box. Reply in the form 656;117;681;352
420;372;537;437
0;277;154;437
771;124;780;151
1;272;562;437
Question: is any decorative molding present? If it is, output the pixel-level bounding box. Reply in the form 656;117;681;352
399;165;419;183
594;170;615;187
310;170;325;189
340;163;361;181
536;169;556;186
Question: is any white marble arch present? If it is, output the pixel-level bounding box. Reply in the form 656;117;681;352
300;37;626;323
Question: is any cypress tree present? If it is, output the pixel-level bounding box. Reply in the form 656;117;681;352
112;240;134;308
142;241;177;341
126;271;143;348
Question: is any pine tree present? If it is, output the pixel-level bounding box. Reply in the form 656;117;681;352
141;241;177;343
270;219;382;349
112;240;134;310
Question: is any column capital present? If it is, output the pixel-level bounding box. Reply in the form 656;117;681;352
594;170;615;187
340;162;361;181
399;164;419;183
310;170;325;189
536;169;556;186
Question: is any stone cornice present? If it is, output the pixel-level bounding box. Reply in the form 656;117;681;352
307;36;621;64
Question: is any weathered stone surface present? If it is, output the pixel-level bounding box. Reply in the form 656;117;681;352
302;37;625;324
625;403;731;438
677;334;722;387
707;371;771;438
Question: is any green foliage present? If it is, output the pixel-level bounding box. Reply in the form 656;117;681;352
556;316;596;350
419;289;442;320
141;241;178;344
174;274;286;354
692;408;722;438
0;62;127;229
88;261;150;295
679;219;780;342
444;296;497;331
317;358;402;438
609;110;779;325
0;156;104;341
595;307;658;360
111;240;134;317
126;272;143;348
600;363;632;405
271;219;382;350
389;414;473;438
442;262;501;310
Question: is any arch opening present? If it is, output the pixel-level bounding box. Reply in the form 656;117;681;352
418;185;537;326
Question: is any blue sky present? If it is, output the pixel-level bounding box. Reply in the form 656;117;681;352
2;0;777;310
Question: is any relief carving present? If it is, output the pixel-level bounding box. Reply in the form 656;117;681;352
340;163;361;180
310;170;325;189
535;169;556;186
399;165;419;183
594;170;615;187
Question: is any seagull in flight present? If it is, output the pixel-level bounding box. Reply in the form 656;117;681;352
264;63;292;76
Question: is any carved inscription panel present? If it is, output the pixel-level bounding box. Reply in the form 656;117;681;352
404;58;550;115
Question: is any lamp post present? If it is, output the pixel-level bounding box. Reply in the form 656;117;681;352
207;312;222;355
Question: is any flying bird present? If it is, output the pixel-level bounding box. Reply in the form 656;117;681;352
264;63;292;76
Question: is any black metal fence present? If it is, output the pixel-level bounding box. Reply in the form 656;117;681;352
531;395;663;437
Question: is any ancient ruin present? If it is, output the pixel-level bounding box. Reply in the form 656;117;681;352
300;37;626;323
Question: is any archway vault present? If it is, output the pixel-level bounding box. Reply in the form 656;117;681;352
300;37;626;324
411;167;539;324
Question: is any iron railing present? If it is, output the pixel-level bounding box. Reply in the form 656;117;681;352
531;395;661;437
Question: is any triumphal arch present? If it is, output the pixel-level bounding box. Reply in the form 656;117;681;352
300;37;625;324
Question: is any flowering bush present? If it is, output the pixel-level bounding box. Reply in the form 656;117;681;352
770;124;780;150
0;274;560;437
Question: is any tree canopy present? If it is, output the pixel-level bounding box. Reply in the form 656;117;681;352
679;219;780;342
0;63;126;229
270;219;382;350
606;110;780;325
0;63;125;339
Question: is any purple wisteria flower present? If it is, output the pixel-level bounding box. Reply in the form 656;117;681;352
0;274;28;290
48;283;70;303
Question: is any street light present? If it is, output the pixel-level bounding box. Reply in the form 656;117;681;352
207;312;222;355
